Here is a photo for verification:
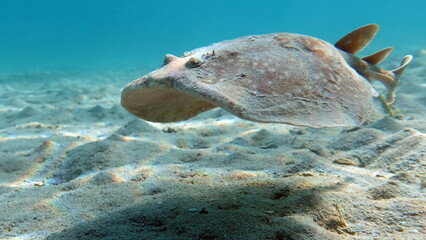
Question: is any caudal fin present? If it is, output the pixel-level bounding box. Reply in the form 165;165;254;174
381;55;413;104
393;55;412;85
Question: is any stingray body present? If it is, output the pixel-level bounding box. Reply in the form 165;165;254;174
121;24;411;128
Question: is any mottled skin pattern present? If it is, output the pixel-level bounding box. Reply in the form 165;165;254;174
122;33;373;128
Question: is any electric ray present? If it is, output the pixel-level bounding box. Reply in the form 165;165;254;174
121;24;412;128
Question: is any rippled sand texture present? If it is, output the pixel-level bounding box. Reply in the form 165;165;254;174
0;50;425;239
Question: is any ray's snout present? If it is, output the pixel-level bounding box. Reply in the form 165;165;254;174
121;54;216;122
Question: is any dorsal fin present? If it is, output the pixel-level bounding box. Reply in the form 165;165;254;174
335;24;379;54
362;47;393;65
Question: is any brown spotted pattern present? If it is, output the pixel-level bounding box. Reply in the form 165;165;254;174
122;33;374;128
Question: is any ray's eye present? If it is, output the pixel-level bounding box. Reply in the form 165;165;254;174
202;50;216;60
186;57;202;68
163;54;178;65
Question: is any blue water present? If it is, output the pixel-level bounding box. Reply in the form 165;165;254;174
0;0;425;73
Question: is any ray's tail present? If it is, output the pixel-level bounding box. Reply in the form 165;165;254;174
368;54;413;104
335;24;413;104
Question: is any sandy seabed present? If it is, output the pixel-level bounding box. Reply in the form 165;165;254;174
0;49;425;240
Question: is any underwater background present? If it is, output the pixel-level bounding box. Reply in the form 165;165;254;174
0;0;425;73
1;1;426;239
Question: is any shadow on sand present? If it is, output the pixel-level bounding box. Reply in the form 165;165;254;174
46;180;343;240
